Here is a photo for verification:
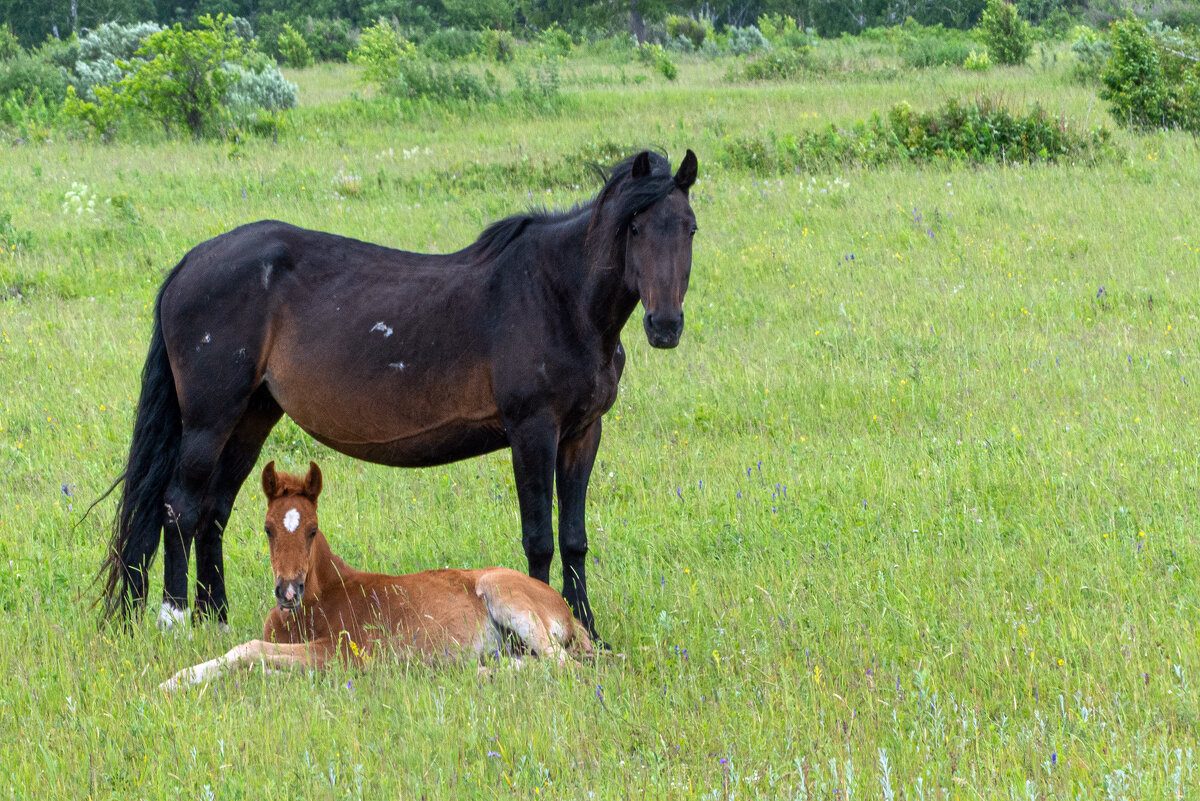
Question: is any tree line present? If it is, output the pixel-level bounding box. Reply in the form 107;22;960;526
2;0;1122;48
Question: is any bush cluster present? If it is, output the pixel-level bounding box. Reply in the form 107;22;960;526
977;0;1032;65
716;96;1110;173
1099;16;1200;132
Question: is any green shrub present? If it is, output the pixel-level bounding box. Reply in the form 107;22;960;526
727;26;770;55
391;59;495;103
900;33;976;67
666;15;706;49
0;53;67;107
743;48;812;80
477;28;515;62
423;28;480;61
636;43;677;80
277;23;313;68
1099;16;1200;132
964;49;992;71
977;0;1033;65
351;20;416;88
715;96;1110;173
65;14;250;139
302;17;354;62
511;62;562;111
71;21;163;99
0;23;22;61
656;52;678;80
223;59;298;118
1070;25;1111;83
537;25;573;57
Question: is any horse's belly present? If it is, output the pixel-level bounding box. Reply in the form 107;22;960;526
265;365;507;467
301;416;509;467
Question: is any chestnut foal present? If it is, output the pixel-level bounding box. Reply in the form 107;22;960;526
161;462;593;690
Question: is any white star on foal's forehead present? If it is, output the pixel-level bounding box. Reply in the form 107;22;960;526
283;508;300;532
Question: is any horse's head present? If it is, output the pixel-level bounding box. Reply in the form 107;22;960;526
261;460;323;613
626;149;698;349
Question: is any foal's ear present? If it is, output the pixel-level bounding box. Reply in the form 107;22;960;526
674;149;698;193
631;151;652;179
262;461;280;499
303;461;323;502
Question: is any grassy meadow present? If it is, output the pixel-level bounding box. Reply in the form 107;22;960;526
2;44;1200;798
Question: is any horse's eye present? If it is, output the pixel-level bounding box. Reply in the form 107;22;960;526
689;225;697;237
264;526;272;538
308;527;317;540
630;221;640;236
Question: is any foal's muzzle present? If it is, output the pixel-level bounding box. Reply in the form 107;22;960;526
644;310;684;349
275;577;305;612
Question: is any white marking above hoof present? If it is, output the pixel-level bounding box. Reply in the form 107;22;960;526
157;602;191;638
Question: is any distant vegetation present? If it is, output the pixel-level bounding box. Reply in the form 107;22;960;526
0;1;1196;142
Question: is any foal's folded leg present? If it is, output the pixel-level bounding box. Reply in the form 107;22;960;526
159;638;333;691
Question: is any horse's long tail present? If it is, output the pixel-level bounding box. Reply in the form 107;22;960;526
96;268;183;623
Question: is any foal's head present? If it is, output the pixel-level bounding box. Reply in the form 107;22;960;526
623;149;698;349
260;461;323;612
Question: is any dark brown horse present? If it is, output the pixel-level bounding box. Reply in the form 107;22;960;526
99;149;698;641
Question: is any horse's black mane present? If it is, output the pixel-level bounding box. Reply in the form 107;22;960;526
468;150;680;269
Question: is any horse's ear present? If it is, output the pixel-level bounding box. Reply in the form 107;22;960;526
303;461;323;501
674;149;697;193
631;151;652;179
262;461;280;499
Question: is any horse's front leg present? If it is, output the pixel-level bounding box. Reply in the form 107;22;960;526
159;638;332;692
556;419;602;640
508;414;559;585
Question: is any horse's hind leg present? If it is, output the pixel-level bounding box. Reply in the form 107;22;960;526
193;386;283;627
476;572;569;665
160;387;264;629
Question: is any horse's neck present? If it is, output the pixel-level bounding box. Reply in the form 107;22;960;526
308;531;356;596
586;254;639;359
555;211;637;359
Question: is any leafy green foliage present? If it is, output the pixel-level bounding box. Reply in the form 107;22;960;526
477;28;516;62
717;96;1110;173
977;0;1032;65
666;14;706;48
70;21;163;100
897;19;979;67
727;25;770;55
351;20;416;88
115;15;247;137
423;28;480;61
0;53;68;107
277;23;314;67
964;48;992;70
1070;24;1111;83
0;23;21;61
742;47;813;80
1100;16;1200;132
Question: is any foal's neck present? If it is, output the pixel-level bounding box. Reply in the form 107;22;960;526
307;530;356;597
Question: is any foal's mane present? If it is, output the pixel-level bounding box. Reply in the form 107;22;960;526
467;150;681;271
269;469;311;498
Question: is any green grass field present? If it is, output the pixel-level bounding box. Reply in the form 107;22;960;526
2;49;1200;798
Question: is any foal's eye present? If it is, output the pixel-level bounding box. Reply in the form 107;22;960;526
307;527;317;540
264;526;272;538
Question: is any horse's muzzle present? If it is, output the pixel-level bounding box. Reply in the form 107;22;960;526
275;577;305;612
644;310;683;349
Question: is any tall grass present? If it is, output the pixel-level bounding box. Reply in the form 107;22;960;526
1;49;1199;797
